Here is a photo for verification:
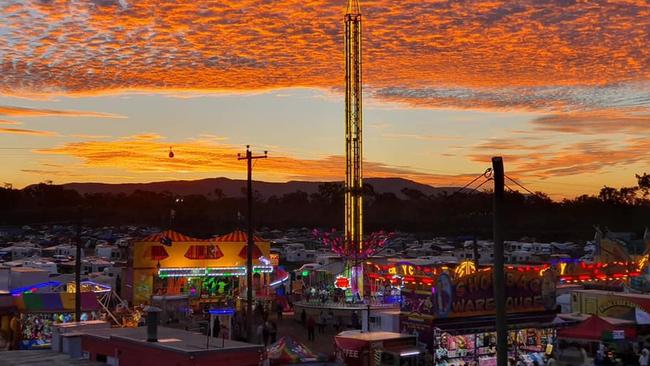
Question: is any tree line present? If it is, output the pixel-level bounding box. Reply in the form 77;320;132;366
0;174;649;242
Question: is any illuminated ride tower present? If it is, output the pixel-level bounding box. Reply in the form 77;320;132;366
344;0;364;297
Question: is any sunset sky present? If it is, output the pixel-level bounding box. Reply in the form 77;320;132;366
1;0;649;198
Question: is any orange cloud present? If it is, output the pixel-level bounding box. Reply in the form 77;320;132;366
34;137;478;187
0;105;126;119
532;111;650;134
0;119;20;125
469;138;650;179
0;1;648;111
473;138;551;152
69;134;112;139
0;127;58;136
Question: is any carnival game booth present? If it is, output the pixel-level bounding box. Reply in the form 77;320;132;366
393;261;560;366
13;292;100;349
131;230;273;313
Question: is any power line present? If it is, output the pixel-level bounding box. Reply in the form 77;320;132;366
505;174;537;196
452;168;493;195
469;178;493;193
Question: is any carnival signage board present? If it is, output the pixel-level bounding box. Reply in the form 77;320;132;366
401;268;556;319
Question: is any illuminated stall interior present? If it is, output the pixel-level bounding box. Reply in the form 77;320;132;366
132;230;273;309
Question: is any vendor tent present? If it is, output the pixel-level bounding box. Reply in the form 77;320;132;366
557;315;635;341
267;336;322;365
14;292;99;312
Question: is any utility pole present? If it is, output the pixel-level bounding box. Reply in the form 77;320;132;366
473;235;480;269
492;157;506;366
238;145;267;343
75;206;83;322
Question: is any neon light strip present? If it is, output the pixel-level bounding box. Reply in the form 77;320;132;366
158;266;274;278
80;281;112;293
270;273;290;287
10;281;61;295
209;308;236;315
400;351;421;357
252;266;274;273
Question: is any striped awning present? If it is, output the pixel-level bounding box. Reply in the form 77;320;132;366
238;244;263;259
214;230;263;243
140;230;198;243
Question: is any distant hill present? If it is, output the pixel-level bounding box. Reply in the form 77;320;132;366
59;177;459;199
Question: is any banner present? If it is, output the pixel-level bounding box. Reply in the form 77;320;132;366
401;268;556;319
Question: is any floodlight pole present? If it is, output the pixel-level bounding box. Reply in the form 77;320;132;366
238;145;267;343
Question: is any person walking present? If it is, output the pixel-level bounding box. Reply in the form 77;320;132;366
276;302;283;320
327;310;335;332
256;323;264;345
300;308;307;325
334;316;342;333
307;316;316;341
212;316;221;338
262;320;270;346
318;311;326;334
639;348;649;366
351;311;359;329
270;320;277;344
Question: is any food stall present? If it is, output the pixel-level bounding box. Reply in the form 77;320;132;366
130;230;274;311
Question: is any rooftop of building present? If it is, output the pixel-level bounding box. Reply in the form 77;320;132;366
336;330;414;342
83;326;263;355
0;350;102;366
572;288;650;299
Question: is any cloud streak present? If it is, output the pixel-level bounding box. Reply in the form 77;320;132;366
0;127;58;136
0;106;126;119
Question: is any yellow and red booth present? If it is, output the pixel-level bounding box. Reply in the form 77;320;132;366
131;230;272;307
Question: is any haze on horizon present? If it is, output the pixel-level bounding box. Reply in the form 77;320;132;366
1;0;649;199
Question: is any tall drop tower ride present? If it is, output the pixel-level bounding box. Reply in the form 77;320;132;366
344;0;363;295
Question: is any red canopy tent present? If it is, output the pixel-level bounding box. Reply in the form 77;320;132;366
558;315;636;341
